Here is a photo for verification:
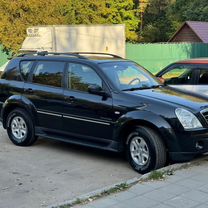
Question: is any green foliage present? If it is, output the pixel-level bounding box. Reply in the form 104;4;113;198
0;0;140;53
102;0;140;41
170;0;208;22
66;0;106;24
142;0;175;42
141;0;208;43
0;0;71;53
147;170;165;180
2;0;208;51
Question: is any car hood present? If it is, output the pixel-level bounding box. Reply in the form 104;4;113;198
128;86;208;111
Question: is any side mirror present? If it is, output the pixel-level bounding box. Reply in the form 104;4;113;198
157;77;165;84
88;84;108;97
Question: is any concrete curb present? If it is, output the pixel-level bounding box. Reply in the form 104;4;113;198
49;162;191;208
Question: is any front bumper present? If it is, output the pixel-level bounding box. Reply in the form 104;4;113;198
169;128;208;162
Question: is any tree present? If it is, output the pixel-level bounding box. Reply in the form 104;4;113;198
101;0;140;41
141;0;175;42
0;0;140;53
0;0;71;53
66;0;106;24
65;0;140;41
170;0;208;22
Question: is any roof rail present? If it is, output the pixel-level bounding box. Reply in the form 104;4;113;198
17;51;87;59
71;52;123;59
17;51;123;59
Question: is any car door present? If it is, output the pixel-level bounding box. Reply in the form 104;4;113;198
159;64;197;92
62;62;114;140
23;60;65;131
193;65;208;97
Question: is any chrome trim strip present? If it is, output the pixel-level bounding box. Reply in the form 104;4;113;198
63;115;110;126
37;110;62;117
37;110;111;125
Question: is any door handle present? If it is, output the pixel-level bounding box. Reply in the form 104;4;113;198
25;88;33;94
65;96;75;102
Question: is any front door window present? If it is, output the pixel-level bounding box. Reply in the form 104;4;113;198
68;63;102;92
161;66;195;85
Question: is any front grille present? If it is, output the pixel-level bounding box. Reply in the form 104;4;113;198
201;109;208;123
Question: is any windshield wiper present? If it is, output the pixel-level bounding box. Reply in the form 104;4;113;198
151;84;163;88
122;87;151;91
122;85;163;91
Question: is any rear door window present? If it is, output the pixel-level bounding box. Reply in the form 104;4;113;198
20;61;34;81
32;61;65;88
1;60;21;81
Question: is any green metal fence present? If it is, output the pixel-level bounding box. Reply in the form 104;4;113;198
1;43;208;74
126;43;208;74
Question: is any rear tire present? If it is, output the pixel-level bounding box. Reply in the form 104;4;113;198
6;108;37;146
126;126;167;174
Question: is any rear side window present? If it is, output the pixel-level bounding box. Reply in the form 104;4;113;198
20;61;34;81
32;61;65;87
1;60;21;81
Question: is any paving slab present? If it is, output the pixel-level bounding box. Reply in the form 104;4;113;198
75;156;208;208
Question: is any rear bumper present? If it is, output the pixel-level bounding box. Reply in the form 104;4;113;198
169;128;208;162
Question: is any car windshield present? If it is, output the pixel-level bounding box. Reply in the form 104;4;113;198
99;61;161;91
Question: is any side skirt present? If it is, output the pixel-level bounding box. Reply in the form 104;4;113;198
35;127;121;152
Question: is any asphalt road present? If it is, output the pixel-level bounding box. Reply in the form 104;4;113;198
0;125;139;208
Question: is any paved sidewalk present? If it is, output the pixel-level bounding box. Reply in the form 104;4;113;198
75;158;208;208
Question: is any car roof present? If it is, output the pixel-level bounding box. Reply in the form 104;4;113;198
175;58;208;64
13;53;128;64
156;58;208;76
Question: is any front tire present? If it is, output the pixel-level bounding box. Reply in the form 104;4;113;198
6;108;37;146
126;126;167;174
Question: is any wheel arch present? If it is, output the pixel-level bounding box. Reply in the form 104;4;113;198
115;111;177;152
1;95;37;128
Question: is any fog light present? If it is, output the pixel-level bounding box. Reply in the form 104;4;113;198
196;141;204;150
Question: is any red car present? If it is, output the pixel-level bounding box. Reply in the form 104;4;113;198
156;58;208;98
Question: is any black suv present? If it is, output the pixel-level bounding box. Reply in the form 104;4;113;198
1;52;208;174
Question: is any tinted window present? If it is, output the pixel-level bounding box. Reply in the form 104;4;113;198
68;63;102;92
20;61;34;81
198;69;208;84
33;61;64;87
162;65;194;85
1;60;21;81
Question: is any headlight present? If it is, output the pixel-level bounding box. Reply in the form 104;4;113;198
175;108;202;129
